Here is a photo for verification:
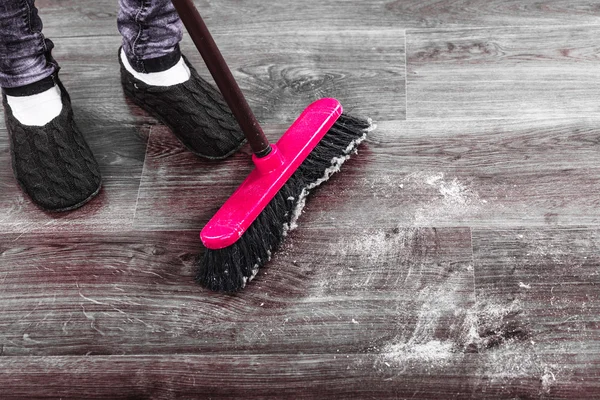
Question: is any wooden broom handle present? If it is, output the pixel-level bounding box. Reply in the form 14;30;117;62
171;0;271;156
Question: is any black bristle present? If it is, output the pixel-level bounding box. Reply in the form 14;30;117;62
197;113;371;292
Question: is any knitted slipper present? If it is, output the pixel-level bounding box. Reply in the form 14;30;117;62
120;53;247;160
3;76;102;212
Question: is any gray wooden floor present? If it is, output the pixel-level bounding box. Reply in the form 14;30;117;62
2;0;600;398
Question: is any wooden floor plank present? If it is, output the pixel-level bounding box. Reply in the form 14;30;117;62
381;0;600;29
135;117;600;231
4;353;593;400
36;0;600;40
472;228;600;398
407;25;600;120
179;28;405;124
1;350;598;399
0;227;472;356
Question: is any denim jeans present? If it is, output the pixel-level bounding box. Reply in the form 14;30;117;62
0;0;183;90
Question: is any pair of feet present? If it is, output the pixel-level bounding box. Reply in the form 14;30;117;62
2;51;246;212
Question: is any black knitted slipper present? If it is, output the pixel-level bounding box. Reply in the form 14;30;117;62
119;53;247;160
2;77;102;212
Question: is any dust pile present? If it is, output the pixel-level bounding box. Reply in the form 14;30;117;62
411;172;485;226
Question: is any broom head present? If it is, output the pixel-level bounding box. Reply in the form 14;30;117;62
199;98;370;292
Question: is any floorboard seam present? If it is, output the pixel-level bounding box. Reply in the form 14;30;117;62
405;79;599;83
403;116;600;122
131;125;152;228
405;23;600;33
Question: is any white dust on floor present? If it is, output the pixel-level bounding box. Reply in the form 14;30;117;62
318;227;428;294
317;172;574;391
379;266;473;369
364;171;488;226
336;230;396;260
411;172;485;226
382;340;454;364
353;227;565;391
379;291;564;393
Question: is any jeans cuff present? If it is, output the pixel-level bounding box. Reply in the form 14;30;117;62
2;74;56;97
130;44;182;73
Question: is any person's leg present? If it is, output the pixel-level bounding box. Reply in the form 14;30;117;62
117;0;246;159
0;0;102;211
118;0;182;72
117;0;189;85
0;0;57;88
0;0;61;126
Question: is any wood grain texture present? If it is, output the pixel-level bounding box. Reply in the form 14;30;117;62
472;228;600;398
180;28;405;124
36;0;600;39
0;228;472;356
407;25;600;120
3;352;595;400
132;125;254;230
